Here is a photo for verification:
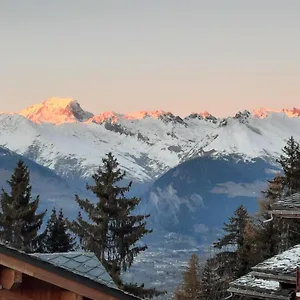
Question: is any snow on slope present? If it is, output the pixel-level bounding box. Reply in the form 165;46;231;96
19;97;94;124
1;98;300;182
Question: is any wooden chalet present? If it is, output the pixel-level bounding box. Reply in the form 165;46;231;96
268;192;300;219
228;192;300;300
0;242;140;300
228;245;298;299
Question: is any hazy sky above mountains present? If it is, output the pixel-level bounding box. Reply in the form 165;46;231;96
1;0;300;117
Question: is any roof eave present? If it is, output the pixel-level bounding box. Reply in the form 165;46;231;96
0;244;141;300
228;286;293;300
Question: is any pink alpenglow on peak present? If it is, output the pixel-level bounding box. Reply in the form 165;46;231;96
19;97;94;124
90;110;169;124
124;110;167;120
200;111;212;118
252;108;270;119
282;107;300;117
11;97;300;124
253;107;300;119
90;111;122;124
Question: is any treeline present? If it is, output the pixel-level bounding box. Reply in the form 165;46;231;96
0;153;165;299
175;136;300;300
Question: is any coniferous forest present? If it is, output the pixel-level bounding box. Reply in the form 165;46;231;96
0;137;299;299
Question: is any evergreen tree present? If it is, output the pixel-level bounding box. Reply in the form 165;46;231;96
256;174;285;258
214;205;249;251
277;136;300;195
69;152;164;299
44;207;76;253
174;254;201;300
199;258;224;300
212;205;259;288
0;160;46;252
236;221;262;277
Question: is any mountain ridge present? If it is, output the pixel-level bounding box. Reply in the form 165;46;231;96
5;97;300;125
1;97;300;182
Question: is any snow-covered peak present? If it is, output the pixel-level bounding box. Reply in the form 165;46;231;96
252;107;300;119
124;110;167;120
19;97;94;124
90;111;122;124
252;108;270;119
185;111;217;123
282;107;300;117
90;109;185;125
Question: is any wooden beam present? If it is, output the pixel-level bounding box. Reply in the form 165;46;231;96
61;291;83;300
251;271;295;284
0;268;22;290
0;289;33;300
228;287;291;300
0;253;119;300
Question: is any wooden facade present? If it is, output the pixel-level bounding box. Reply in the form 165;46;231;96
0;243;140;300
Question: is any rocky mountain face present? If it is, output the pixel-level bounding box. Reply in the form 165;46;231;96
143;155;280;243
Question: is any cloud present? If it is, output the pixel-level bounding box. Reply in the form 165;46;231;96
149;184;203;223
211;180;267;198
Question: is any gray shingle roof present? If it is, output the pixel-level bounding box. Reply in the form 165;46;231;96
0;242;141;300
251;244;300;279
271;193;300;210
228;244;300;299
30;252;115;288
228;272;294;300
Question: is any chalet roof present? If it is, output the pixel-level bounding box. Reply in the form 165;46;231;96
228;272;294;300
0;243;140;300
251;244;300;282
228;244;300;299
31;252;115;288
271;192;300;211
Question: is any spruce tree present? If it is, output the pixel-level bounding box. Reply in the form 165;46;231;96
174;254;201;300
212;205;258;287
0;160;46;252
214;205;249;250
200;259;224;300
256;174;285;258
44;207;76;253
236;221;261;277
69;152;164;298
277;136;300;195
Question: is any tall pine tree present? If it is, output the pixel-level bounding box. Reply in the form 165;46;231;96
214;205;249;251
44;207;76;253
69;152;164;299
0;160;46;252
277;136;300;195
199;258;225;300
212;205;260;294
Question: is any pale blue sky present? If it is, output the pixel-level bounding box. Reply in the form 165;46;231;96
1;0;300;116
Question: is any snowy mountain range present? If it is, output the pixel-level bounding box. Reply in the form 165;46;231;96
1;97;300;182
